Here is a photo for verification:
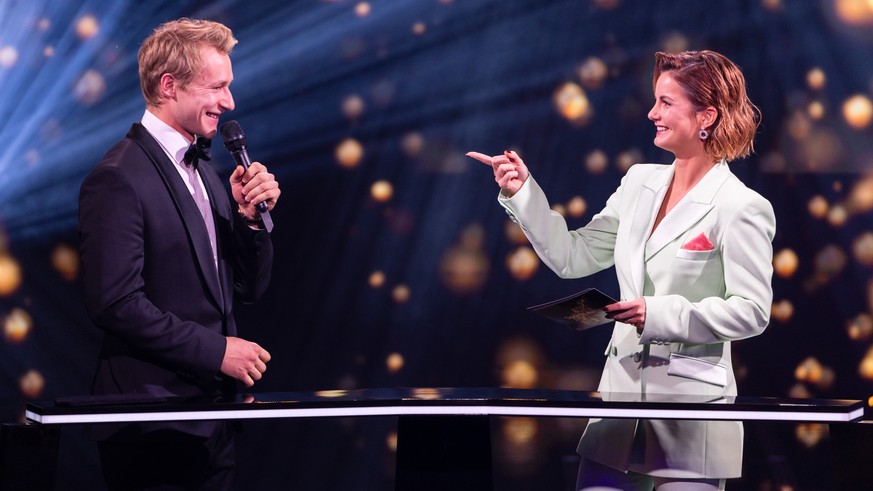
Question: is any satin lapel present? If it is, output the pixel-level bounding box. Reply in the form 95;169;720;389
127;124;224;309
628;167;672;297
644;162;730;261
198;161;232;316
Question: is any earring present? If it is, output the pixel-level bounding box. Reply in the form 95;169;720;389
699;129;709;140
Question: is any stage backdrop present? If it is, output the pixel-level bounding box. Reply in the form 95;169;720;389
2;0;873;489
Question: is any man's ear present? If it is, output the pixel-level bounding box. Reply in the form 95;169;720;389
158;73;177;101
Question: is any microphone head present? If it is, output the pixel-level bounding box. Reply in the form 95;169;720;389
220;120;247;152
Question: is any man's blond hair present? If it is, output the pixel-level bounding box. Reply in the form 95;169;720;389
138;18;237;107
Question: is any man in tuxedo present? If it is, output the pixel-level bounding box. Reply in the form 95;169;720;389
78;18;280;489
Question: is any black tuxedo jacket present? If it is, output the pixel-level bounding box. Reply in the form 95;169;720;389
78;123;273;439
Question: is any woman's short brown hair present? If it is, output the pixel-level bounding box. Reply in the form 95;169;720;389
653;50;761;163
138;18;238;107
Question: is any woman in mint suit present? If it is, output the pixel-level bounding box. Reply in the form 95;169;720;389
468;50;774;491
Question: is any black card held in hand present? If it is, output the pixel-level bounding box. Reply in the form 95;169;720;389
527;288;617;331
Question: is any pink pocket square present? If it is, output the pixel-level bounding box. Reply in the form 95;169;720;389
681;233;715;251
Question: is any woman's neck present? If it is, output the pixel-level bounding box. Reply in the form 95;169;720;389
671;155;715;193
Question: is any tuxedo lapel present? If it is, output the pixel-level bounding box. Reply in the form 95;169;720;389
126;124;225;310
198;161;233;317
644;161;730;261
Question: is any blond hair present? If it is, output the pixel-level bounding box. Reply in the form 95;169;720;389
653;50;760;163
138;18;237;107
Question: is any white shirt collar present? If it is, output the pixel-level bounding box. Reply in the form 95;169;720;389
140;109;194;165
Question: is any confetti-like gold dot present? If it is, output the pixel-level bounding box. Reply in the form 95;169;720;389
355;2;371;16
585;150;608;174
795;356;823;383
73;69;106;105
808;100;825;120
0;254;22;296
0;46;18;68
506;247;539;280
386;431;398;452
853;232;873;265
773;249;799;278
814;244;847;278
660;31;689;54
368;270;385;288
4;308;32;343
860;354;873;380
789;383;811;399
503;417;538;445
336;138;364;168
439;246;489;294
502;360;538;388
834;0;873;25
827;204;848;227
75;15;99;39
567;196;587;218
342;94;365;120
20;369;45;398
787;111;811;141
848;314;873;340
806;68;826;90
37;18;51;31
496;337;543;366
460;224;485;250
370;180;393;202
551;204;567;217
847;175;873;214
386;352;404;373
412;22;426;35
401;132;424;157
771;299;794;323
761;0;783;11
43;46;55;58
553;82;591;124
504;220;528;245
392;284;410;303
800;129;843;171
616;149;643;173
52;243;79;281
843;94;873;129
577;57;608;89
795;423;826;448
760;151;787;172
808;195;828;219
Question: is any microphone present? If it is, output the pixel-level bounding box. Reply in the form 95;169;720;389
220;120;274;233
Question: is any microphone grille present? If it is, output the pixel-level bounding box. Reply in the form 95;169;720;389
220;120;246;151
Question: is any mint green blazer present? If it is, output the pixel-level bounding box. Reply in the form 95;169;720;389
499;161;775;478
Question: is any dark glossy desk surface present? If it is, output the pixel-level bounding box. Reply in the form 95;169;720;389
25;387;865;424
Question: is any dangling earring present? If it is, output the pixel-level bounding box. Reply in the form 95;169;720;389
699;128;709;141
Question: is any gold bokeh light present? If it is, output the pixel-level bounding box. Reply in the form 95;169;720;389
0;254;22;296
336;138;364;168
773;249;799;278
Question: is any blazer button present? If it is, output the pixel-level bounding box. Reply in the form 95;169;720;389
633;352;641;363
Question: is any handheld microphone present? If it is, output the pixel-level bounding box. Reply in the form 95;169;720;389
220;120;274;233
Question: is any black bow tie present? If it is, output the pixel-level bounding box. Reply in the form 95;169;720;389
183;136;212;169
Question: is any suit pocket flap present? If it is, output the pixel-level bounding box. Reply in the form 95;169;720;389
667;353;727;387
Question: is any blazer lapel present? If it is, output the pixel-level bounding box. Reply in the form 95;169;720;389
198;161;233;317
127;124;225;310
627;166;672;297
644;161;730;261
